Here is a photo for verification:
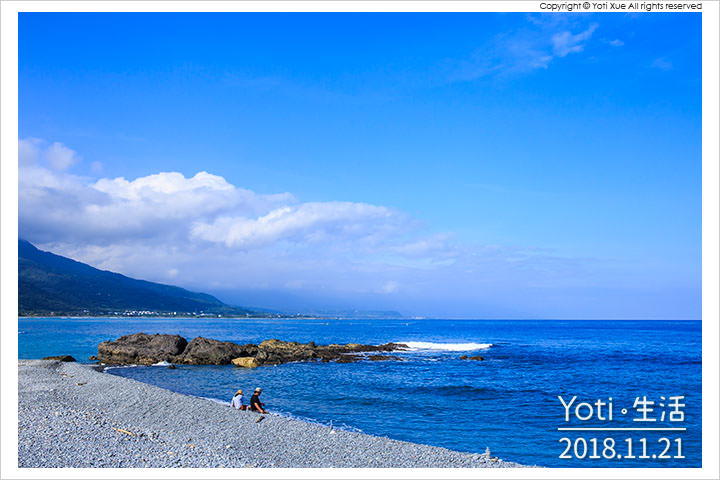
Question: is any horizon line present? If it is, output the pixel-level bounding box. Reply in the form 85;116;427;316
17;314;702;321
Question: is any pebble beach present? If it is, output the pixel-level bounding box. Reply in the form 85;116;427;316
18;360;527;468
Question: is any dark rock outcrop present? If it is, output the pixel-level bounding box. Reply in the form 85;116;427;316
42;355;76;362
315;342;407;362
256;339;408;364
173;337;257;365
459;355;468;360
255;339;320;364
468;355;484;361
98;333;187;365
97;333;407;366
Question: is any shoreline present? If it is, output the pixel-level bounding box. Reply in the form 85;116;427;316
18;360;529;468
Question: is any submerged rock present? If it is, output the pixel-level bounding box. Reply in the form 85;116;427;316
254;339;408;364
468;355;484;361
42;355;76;362
315;342;408;362
335;355;361;363
98;333;187;365
367;355;401;361
459;355;468;360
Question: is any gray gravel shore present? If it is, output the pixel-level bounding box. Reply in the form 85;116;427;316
18;360;528;468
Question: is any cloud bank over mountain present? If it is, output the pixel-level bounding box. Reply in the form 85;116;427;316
18;138;698;319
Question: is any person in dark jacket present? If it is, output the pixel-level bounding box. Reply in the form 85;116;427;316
250;387;267;414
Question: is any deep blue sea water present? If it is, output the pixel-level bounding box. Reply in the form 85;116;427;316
18;318;701;467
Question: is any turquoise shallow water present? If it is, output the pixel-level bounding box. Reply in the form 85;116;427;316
19;318;701;467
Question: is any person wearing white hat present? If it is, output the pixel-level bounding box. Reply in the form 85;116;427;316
231;389;247;410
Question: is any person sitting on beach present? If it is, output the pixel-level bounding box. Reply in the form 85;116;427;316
250;387;267;414
231;389;247;410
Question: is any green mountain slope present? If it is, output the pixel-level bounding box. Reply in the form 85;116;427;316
18;239;258;317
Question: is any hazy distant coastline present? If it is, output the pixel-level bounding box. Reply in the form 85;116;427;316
19;239;404;319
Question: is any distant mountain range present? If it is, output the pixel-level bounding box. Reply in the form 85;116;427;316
18;239;268;317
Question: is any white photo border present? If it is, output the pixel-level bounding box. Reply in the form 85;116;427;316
2;2;717;479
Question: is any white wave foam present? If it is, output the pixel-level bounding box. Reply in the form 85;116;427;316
200;396;231;406
400;341;493;352
268;409;365;434
151;361;172;367
103;364;140;371
193;397;363;433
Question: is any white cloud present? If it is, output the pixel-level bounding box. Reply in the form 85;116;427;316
608;39;624;47
19;138;43;166
552;24;598;58
390;234;456;258
18;138;429;265
94;170;233;199
17;140;489;312
18;139;581;310
652;57;673;71
191;202;401;249
380;281;399;294
19;163;295;245
44;142;80;171
448;20;599;81
20;138;659;317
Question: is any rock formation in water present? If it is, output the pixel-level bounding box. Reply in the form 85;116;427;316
173;337;257;365
98;333;187;365
97;333;408;367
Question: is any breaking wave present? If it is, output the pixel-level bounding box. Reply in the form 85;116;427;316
400;341;493;352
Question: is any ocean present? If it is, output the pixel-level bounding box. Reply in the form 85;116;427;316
18;317;702;467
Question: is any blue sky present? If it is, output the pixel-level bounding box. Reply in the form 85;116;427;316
18;13;701;318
